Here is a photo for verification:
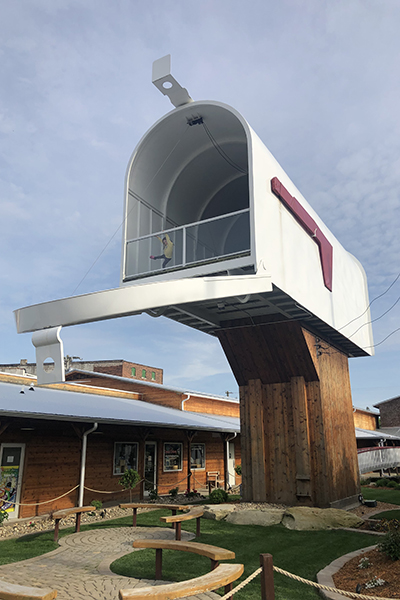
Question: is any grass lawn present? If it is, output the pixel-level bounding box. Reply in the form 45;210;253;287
110;509;378;600
371;509;400;520
361;485;400;505
0;508;379;600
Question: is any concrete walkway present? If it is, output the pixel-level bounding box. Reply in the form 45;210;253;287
0;526;219;600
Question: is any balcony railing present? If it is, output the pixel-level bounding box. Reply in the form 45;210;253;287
358;446;400;474
124;208;250;280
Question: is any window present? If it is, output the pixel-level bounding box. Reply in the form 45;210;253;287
163;442;183;471
191;444;205;469
131;367;136;376
151;371;156;380
142;369;146;378
113;442;138;475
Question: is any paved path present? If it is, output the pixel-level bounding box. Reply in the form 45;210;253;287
0;526;219;600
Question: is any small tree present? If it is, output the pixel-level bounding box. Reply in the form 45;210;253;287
119;469;140;502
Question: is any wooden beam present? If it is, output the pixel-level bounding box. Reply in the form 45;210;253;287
291;377;312;502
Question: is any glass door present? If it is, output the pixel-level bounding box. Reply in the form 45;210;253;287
0;444;25;519
144;442;157;497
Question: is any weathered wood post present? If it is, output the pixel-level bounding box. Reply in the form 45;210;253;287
260;553;275;600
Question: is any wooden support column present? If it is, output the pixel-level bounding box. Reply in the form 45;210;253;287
291;376;312;503
240;378;267;502
218;321;360;508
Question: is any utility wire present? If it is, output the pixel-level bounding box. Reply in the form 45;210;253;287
348;292;400;339
363;326;400;350
338;271;400;331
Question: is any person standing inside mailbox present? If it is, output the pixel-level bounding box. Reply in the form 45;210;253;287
150;233;174;268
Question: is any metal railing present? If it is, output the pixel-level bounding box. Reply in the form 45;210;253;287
358;446;400;474
125;207;250;279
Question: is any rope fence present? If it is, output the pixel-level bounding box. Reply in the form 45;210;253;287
272;564;394;600
219;566;263;600
216;554;396;600
0;486;79;507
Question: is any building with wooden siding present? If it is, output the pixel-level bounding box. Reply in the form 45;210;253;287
0;373;240;520
353;407;379;431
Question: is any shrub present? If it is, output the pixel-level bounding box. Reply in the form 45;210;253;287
235;465;242;476
148;488;158;501
0;509;9;526
209;488;228;504
90;500;103;510
378;529;400;561
119;469;141;502
169;487;179;499
375;478;388;487
386;480;397;488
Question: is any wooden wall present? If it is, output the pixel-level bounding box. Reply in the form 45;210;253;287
185;396;240;418
353;410;379;431
218;322;360;508
1;420;236;518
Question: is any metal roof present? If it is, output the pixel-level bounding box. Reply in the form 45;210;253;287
0;381;240;433
355;427;400;441
67;369;239;403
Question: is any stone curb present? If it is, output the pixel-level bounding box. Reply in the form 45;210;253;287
316;545;377;600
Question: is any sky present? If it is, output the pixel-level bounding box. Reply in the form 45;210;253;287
1;0;399;408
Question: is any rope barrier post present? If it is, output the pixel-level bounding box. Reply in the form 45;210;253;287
260;553;275;600
196;515;201;537
54;518;61;542
155;548;163;580
75;512;82;533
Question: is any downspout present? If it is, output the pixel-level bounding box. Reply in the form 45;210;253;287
225;432;237;490
78;423;98;507
181;393;191;411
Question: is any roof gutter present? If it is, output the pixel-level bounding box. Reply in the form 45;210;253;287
181;393;191;411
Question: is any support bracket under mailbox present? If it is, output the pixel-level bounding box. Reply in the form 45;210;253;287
32;326;65;385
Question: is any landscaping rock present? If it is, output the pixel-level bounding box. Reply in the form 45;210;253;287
202;504;237;520
282;507;364;531
226;508;285;526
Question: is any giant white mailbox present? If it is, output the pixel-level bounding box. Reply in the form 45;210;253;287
14;56;373;382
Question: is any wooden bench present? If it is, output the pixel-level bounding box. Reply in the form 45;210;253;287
0;579;57;600
51;506;93;542
119;503;190;527
132;539;235;579
206;471;223;493
159;506;204;540
119;562;244;600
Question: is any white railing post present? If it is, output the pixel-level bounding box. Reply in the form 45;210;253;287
182;225;186;266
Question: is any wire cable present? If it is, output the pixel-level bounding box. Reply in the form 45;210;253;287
338;271;400;331
202;121;248;175
347;292;400;339
363;326;400;350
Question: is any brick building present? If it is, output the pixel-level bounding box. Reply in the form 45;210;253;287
374;396;400;427
0;358;163;384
